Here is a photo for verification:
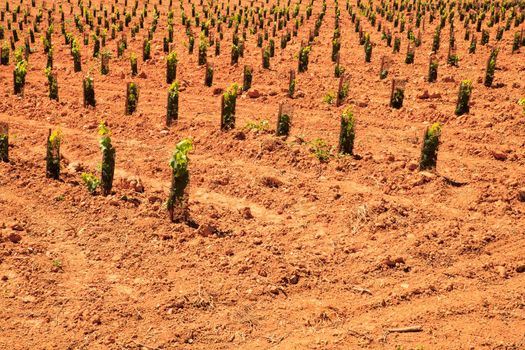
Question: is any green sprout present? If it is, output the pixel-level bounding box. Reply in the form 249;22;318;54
419;122;442;170
167;138;193;222
310;138;333;162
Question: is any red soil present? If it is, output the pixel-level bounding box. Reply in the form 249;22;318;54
1;0;525;349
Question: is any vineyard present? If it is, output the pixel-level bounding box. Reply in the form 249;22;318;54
1;0;525;348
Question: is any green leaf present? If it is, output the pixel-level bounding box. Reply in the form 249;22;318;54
169;138;193;175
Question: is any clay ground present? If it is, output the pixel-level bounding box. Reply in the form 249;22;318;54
1;0;525;349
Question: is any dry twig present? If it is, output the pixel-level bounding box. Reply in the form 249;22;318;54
387;325;423;333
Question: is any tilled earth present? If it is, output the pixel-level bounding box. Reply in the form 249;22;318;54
1;0;525;348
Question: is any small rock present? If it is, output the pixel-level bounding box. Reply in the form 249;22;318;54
121;176;144;193
148;196;162;204
91;315;102;325
516;265;525;273
240;207;253;219
407;161;418;171
198;224;217;237
384;256;405;268
419;171;436;180
261;138;283;151
212;87;223;95
289;274;299;285
172;298;186;309
233;131;246;140
261;176;283;188
417;90;430;99
491;151;507;161
295;90;305;98
268;90;278;96
67;162;83;173
412;171;435;186
518;188;525;202
83;123;97;130
11;224;24;231
138;71;147;79
268;285;280;295
6;232;21;243
21;295;36;303
394;257;405;264
495;265;507;278
443;76;455;83
247;90;261;98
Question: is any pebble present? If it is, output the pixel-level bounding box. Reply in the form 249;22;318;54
417;90;430;99
7;233;22;243
517;188;525;202
11;224;24;231
233;131;246;140
67;162;83;173
268;285;280;295
240;207;253;219
198;224;216;237
419;171;436;179
289;274;299;285
383;256;405;268
495;265;507;278
121;176;144;193
491;150;507;161
247;90;261;98
407;161;418;171
411;171;436;186
148;196;162;204
91;315;102;325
